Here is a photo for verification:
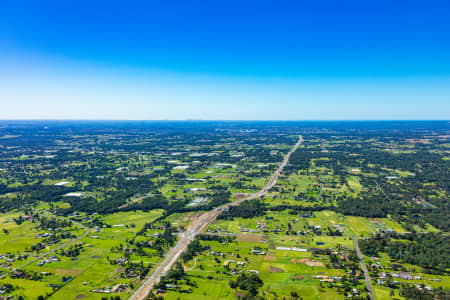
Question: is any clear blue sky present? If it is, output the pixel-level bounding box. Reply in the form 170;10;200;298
1;0;449;120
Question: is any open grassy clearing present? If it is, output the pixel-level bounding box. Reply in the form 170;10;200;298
209;209;407;240
0;211;42;253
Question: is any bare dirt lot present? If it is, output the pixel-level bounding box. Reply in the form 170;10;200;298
369;218;383;225
291;258;324;267
264;255;276;261
236;234;266;243
234;193;250;199
269;266;284;273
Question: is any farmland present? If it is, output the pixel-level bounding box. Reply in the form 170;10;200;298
0;120;448;299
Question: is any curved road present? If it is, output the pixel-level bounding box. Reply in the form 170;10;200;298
129;135;303;300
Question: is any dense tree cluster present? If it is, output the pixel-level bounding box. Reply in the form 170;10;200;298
359;232;450;274
219;199;267;220
182;239;205;262
400;284;450;300
228;272;264;298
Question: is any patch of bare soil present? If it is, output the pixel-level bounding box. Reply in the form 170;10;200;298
369;218;383;224
234;193;250;199
269;266;284;273
291;258;324;267
53;268;82;276
74;295;86;299
264;255;276;261
183;213;199;222
236;234;265;243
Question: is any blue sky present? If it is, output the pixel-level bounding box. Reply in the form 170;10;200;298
1;0;449;120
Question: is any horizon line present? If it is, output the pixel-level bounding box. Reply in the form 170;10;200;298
0;119;448;122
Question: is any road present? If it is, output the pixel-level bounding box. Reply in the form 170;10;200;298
129;135;303;300
352;236;374;300
0;214;90;278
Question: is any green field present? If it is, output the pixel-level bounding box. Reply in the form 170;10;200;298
0;210;164;300
163;239;353;300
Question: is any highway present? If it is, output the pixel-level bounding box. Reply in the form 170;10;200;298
129;135;303;300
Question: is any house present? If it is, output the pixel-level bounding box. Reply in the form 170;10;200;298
251;248;265;255
399;272;413;280
309;247;322;253
112;284;127;293
276;247;291;251
276;247;307;252
115;258;128;264
239;226;249;232
223;260;236;267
